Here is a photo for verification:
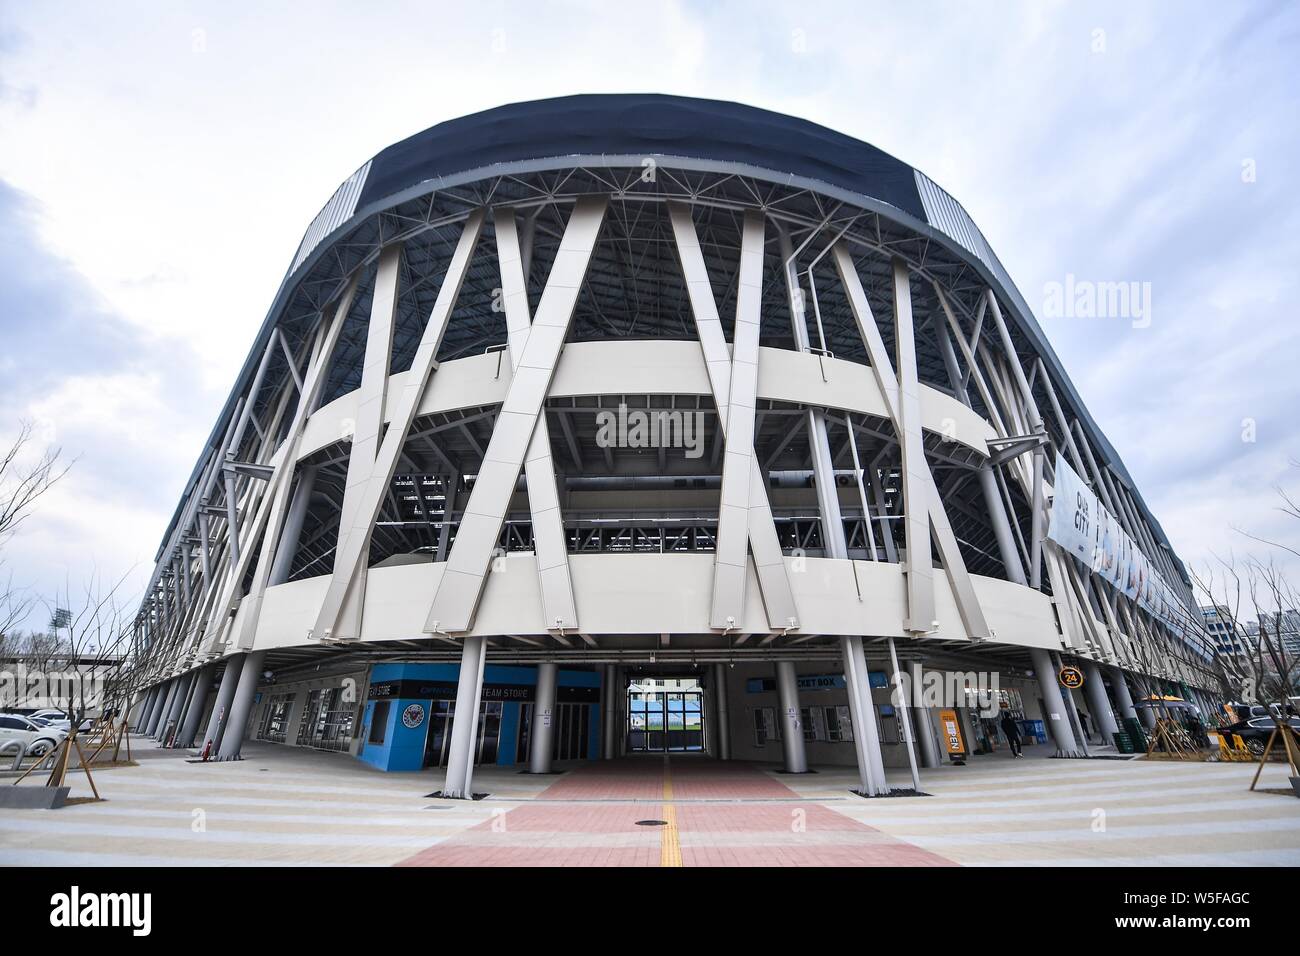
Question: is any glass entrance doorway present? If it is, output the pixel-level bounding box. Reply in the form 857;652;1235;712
422;700;503;768
627;680;704;752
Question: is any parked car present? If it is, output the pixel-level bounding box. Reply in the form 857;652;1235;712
28;709;94;733
0;713;68;757
1218;716;1300;756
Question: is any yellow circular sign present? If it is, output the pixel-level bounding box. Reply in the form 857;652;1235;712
1058;666;1084;689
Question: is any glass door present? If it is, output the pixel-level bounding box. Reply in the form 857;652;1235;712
477;701;503;764
423;699;454;768
667;692;704;751
628;689;704;752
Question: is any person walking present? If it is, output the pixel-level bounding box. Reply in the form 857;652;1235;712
1000;710;1024;758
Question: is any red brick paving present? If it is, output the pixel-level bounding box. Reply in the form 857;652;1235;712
397;757;957;867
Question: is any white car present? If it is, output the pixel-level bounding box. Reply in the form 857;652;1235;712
0;713;68;757
28;709;93;733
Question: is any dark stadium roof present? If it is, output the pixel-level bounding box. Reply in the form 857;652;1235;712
358;93;927;222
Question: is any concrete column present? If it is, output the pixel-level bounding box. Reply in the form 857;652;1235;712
841;635;886;793
165;672;198;747
177;664;215;749
135;686;161;733
774;661;808;774
203;655;245;754
978;465;1026;586
888;637;921;792
1109;666;1139;721
216;651;266;760
146;679;175;737
154;676;187;743
1030;648;1081;757
1139;700;1158;730
1082;661;1120;740
602;664;618;759
441;635;487;799
713;663;731;761
914;707;941;768
1053;653;1090;755
528;662;558;774
268;466;316;586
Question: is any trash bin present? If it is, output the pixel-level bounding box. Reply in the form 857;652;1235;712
1112;731;1133;754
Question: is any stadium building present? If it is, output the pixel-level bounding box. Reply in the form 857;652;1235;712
130;95;1222;796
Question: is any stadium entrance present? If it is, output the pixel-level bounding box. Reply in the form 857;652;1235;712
626;676;705;753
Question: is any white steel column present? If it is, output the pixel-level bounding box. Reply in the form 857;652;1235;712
528;662;558;774
775;661;808;773
426;199;605;634
602;664;619;760
985;291;1047;589
152;678;181;740
177;663;215;748
892;258;937;633
1082;660;1120;740
888;637;922;792
832;244;991;640
268;465;316;586
145;679;173;736
1030;648;1081;757
308;212;484;643
978;464;1026;585
209;274;359;654
217;650;266;760
713;663;731;761
495;209;580;630
709;210;765;628
202;654;244;754
841;634;887;794
323;244;402;641
135;685;161;732
442;635;487;799
668;202;799;632
914;706;941;768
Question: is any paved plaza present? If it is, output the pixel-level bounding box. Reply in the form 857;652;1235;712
2;742;1297;866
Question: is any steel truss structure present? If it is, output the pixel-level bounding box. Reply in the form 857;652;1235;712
127;96;1221;789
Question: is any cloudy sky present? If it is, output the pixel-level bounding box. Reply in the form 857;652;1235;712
1;0;1297;626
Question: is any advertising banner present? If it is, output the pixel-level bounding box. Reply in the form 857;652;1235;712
1046;453;1187;632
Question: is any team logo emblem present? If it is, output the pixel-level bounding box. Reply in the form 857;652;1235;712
401;703;425;729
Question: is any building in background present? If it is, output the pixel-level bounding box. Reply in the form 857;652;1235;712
126;95;1222;793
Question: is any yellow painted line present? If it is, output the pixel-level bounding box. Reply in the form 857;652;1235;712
660;757;682;867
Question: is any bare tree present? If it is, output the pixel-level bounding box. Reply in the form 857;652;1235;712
0;421;69;653
0;420;69;546
42;570;135;723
